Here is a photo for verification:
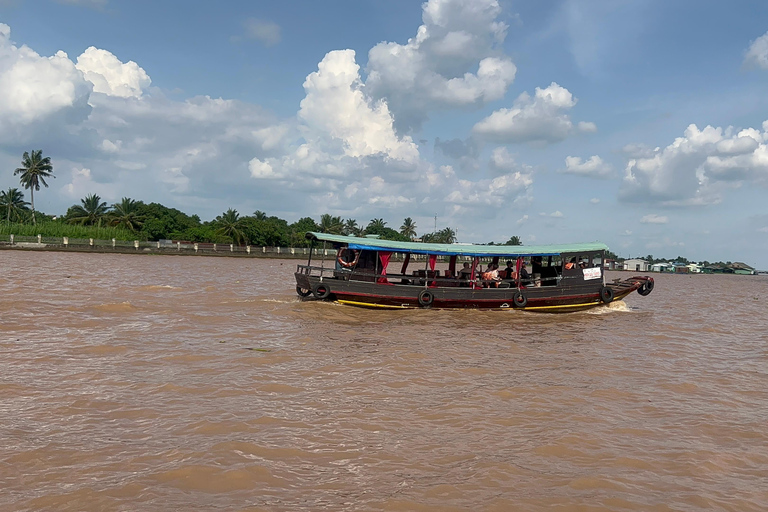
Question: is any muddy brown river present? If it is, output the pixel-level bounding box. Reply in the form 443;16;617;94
1;251;766;511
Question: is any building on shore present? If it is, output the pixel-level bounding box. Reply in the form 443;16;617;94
623;259;649;272
730;262;756;275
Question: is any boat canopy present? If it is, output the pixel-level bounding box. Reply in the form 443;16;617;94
306;232;608;258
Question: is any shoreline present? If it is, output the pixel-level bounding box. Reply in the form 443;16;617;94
0;241;309;259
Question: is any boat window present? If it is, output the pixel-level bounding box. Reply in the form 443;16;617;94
538;255;560;287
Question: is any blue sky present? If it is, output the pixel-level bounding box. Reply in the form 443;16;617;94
1;0;767;268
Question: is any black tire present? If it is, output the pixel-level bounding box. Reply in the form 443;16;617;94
637;278;654;296
296;285;312;298
513;291;527;308
418;289;434;307
312;283;331;300
600;286;614;304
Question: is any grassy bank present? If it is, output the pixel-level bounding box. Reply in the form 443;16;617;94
0;221;140;241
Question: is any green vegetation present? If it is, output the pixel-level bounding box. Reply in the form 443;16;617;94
4;149;523;247
1;187;30;223
0;220;137;240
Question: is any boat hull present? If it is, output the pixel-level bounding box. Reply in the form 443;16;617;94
295;272;651;312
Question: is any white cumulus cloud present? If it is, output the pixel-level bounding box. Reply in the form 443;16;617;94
299;49;419;163
365;0;516;132
0;23;92;135
745;30;768;70
75;47;150;98
472;82;592;144
621;121;768;205
562;155;612;178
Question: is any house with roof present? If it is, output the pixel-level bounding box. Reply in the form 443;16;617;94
623;258;649;271
729;262;756;275
651;262;675;272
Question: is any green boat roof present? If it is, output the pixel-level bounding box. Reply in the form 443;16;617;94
306;232;608;257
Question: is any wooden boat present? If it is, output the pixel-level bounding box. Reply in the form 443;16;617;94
294;232;654;312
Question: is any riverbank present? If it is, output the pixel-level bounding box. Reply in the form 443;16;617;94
0;235;316;259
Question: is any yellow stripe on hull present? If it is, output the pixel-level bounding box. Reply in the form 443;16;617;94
336;288;635;311
522;301;600;310
336;299;412;309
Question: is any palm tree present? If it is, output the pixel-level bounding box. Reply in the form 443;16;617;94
423;227;456;244
504;235;522;246
366;218;387;232
215;208;246;245
0;188;30;223
343;218;364;236
319;213;343;234
67;194;110;226
109;197;144;231
253;210;268;220
400;217;417;240
14;150;54;226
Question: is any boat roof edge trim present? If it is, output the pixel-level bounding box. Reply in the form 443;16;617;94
305;232;608;256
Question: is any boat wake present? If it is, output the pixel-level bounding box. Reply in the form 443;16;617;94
586;300;631;314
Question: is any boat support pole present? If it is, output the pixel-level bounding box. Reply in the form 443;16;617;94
320;241;326;281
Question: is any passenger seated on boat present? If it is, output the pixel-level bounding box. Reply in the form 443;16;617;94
482;263;502;288
579;260;587;269
458;262;472;281
501;260;516;280
565;257;577;270
519;263;531;287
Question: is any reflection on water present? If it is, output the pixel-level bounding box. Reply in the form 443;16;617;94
1;251;767;511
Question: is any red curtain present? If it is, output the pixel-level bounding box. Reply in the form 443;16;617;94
448;255;457;276
378;252;392;284
516;257;524;287
428;254;437;271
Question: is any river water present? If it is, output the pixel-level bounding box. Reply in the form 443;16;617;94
1;251;766;511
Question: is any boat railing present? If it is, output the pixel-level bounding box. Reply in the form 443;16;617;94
296;264;593;289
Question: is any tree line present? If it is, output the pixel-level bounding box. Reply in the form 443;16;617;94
4;149;524;247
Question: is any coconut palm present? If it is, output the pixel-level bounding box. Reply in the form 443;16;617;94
423;227;456;244
319;213;343;234
0;188;30;223
400;217;417;240
343;218;363;236
67;194;110;226
366;218;387;232
109;197;144;231
215;208;247;245
253;210;268;220
14;150;54;226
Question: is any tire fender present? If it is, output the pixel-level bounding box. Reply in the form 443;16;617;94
418;289;434;307
600;286;614;303
312;283;332;300
513;291;527;308
637;278;654;296
296;285;312;298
